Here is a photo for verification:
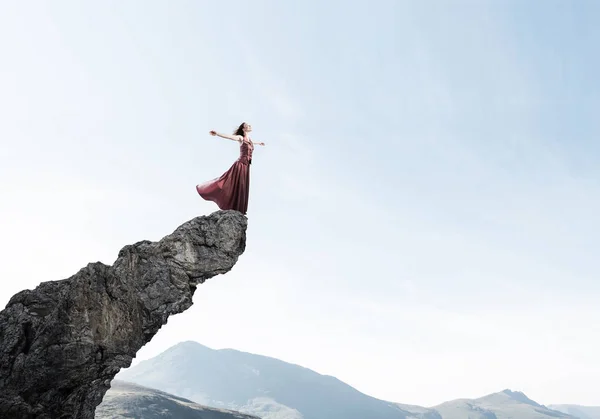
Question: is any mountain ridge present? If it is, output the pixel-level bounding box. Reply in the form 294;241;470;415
96;380;260;419
118;340;586;419
549;405;600;419
118;340;410;419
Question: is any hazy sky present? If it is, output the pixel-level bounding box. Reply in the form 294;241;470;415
1;0;599;408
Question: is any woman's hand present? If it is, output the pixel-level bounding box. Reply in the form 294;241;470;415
210;130;242;141
257;142;266;146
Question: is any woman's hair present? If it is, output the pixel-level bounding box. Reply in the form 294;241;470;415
233;122;246;136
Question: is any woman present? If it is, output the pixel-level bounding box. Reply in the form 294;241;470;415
196;122;265;215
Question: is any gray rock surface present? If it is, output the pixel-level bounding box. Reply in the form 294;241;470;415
0;210;247;419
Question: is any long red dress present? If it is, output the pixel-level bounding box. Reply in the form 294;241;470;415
196;138;254;215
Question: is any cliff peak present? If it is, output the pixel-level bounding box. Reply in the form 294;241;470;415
0;210;247;419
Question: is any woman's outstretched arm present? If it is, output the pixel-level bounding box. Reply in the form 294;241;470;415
209;130;242;142
251;140;266;146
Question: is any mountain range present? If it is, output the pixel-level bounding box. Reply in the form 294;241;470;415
105;341;598;419
96;380;259;419
549;406;600;419
397;390;580;419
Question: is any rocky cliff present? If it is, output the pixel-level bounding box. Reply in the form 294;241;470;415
0;210;247;419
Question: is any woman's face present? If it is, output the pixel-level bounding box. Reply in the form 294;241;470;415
244;123;252;133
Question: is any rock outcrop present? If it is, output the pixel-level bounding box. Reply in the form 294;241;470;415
0;210;247;419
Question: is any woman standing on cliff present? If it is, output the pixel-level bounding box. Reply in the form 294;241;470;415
196;122;265;215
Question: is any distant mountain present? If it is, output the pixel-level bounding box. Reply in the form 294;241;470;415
549;405;600;419
397;389;575;419
116;341;590;419
96;380;260;419
116;341;410;419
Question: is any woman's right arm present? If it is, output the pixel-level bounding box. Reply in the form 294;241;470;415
209;130;242;142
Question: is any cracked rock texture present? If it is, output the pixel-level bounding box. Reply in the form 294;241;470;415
0;210;247;419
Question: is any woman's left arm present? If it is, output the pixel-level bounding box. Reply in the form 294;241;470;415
252;140;266;146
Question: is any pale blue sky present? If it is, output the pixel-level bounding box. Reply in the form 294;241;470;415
1;0;599;407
